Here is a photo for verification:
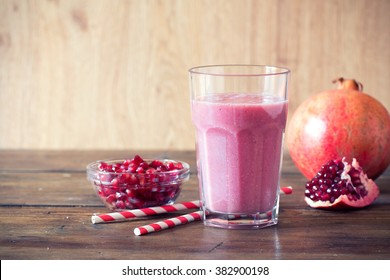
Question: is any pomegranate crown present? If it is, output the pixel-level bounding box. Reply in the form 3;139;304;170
333;77;363;91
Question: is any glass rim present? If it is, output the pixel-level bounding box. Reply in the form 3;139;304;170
188;64;290;77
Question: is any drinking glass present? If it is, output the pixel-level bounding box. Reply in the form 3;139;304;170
189;65;290;229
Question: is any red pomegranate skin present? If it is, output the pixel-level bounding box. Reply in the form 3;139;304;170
287;87;390;180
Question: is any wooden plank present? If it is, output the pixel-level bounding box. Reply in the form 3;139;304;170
0;203;389;260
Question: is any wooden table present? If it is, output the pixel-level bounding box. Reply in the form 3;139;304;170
0;150;389;260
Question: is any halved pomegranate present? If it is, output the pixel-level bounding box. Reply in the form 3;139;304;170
305;158;380;209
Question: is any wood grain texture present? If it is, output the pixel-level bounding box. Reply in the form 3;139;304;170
0;150;389;260
0;0;389;150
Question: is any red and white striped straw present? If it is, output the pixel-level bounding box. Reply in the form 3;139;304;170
91;200;200;224
134;210;203;236
133;187;293;235
92;187;292;225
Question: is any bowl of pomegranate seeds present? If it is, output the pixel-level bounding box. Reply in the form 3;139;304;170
86;155;190;210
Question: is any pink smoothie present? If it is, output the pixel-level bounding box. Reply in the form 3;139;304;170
192;93;288;214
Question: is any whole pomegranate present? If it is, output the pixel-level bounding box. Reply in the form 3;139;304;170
287;78;390;180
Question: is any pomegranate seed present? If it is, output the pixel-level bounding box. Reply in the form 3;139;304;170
98;162;109;170
150;160;163;168
305;159;368;203
128;163;138;173
140;162;150;170
136;166;146;174
131;155;144;166
115;200;126;209
106;194;116;204
166;161;176;171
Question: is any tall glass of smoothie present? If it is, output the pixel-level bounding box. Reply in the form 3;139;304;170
189;65;290;229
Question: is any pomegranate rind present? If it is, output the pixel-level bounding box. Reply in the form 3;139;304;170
287;88;390;180
305;158;380;209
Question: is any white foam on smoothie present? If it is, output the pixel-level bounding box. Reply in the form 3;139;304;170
198;93;286;105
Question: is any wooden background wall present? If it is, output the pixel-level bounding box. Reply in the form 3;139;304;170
0;0;389;150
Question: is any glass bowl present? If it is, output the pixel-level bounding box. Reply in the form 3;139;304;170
86;157;190;211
